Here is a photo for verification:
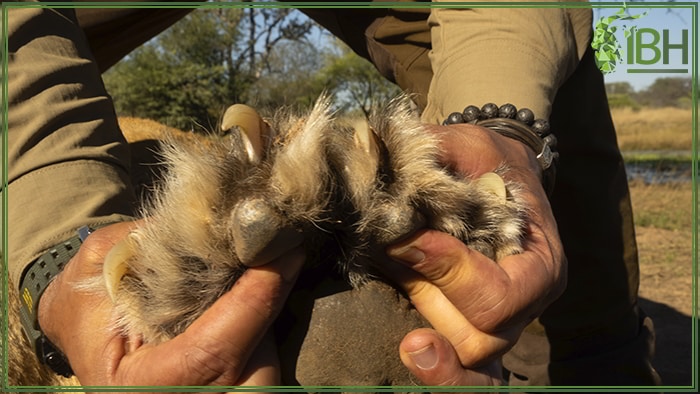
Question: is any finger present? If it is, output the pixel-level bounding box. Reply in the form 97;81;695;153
236;330;280;388
391;266;515;367
114;247;306;386
400;328;504;388
387;229;557;332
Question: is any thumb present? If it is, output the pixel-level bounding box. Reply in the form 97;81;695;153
399;328;504;389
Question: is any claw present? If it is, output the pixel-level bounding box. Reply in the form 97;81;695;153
351;119;382;186
476;172;507;203
230;198;303;267
103;233;137;302
352;119;379;160
222;104;268;163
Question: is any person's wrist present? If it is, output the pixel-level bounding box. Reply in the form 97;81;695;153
17;228;94;378
36;273;65;354
442;103;558;195
428;121;542;189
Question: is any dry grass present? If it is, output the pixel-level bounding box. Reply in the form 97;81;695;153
628;179;694;387
628;179;694;232
611;107;693;151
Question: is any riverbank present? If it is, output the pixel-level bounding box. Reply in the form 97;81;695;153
623;153;693;183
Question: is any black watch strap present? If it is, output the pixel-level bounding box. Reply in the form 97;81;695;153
18;226;93;378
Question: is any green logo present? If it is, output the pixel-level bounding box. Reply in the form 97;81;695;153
627;28;689;66
591;6;648;74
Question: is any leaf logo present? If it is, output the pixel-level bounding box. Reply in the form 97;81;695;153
592;6;648;74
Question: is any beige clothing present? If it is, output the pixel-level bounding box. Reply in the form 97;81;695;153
5;7;137;286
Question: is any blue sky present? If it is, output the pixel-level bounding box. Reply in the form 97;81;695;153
590;1;694;91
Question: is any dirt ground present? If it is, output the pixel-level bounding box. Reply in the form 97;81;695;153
634;215;696;386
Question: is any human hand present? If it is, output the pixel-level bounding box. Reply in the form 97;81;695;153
384;123;567;388
37;221;305;389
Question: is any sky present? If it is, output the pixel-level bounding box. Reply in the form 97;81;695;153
590;1;695;91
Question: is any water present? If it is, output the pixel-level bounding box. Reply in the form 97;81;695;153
624;159;693;184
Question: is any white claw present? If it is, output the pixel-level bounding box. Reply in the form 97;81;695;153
221;104;268;163
103;233;137;302
476;172;507;203
352;118;380;172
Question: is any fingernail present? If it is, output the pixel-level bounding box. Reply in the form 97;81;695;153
387;245;425;265
408;344;438;370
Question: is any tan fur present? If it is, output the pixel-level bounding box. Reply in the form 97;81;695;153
7;96;527;389
327;97;527;283
106;95;527;344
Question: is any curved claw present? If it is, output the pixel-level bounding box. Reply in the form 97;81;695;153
221;104;268;163
476;172;507;203
351;118;382;188
103;233;137;302
352;119;379;159
230;198;303;267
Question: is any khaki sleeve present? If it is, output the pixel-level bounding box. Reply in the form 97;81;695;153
422;0;592;123
2;7;136;286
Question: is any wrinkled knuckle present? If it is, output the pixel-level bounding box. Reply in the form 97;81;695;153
429;263;463;293
462;283;511;330
183;340;241;384
451;330;505;369
450;331;482;368
403;276;433;300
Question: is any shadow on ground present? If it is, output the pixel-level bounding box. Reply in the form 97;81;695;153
641;297;696;386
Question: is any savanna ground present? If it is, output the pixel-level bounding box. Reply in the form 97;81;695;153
613;106;696;387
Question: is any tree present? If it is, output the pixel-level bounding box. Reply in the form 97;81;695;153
104;5;406;128
229;3;315;103
103;5;316;130
318;40;402;117
636;77;692;108
104;44;229;130
605;81;635;96
244;40;327;109
605;82;639;109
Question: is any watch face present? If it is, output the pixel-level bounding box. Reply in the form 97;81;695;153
78;225;93;242
38;336;74;378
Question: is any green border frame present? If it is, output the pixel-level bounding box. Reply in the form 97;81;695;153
1;1;697;392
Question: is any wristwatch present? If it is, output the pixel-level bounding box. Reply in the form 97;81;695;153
18;226;93;378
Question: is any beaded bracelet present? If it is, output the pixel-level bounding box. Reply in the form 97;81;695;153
442;103;558;195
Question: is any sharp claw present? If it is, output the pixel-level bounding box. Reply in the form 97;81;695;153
476;172;507;203
349;118;384;193
352;119;380;163
103;233;137;302
221;104;268;163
